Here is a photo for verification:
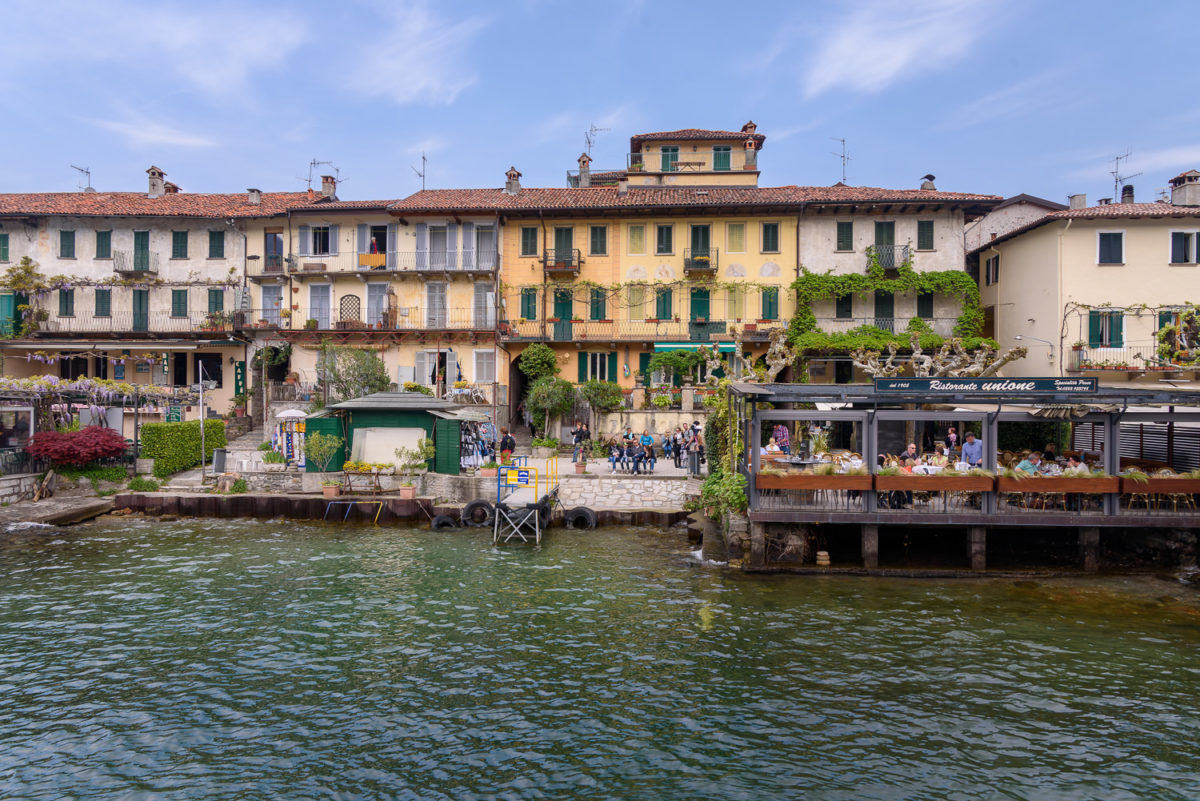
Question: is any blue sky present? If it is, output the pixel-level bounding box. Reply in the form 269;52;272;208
2;0;1196;204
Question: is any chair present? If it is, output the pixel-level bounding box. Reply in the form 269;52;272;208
1156;468;1195;514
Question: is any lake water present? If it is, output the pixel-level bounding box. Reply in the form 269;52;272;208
1;519;1198;800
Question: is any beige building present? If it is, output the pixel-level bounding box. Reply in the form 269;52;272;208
974;173;1200;386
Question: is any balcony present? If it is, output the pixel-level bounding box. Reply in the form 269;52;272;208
1068;345;1181;373
113;250;159;276
39;309;227;336
501;317;764;344
814;316;959;337
542;248;581;275
683;248;719;274
865;245;911;271
251;250;500;279
268;306;495;333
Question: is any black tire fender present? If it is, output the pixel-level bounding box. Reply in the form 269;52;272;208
461;499;495;527
431;514;459;530
537;499;552;528
564;506;597;530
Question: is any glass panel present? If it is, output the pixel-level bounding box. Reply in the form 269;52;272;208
590;226;606;256
836;221;853;251
661;146;679;172
520;227;537;256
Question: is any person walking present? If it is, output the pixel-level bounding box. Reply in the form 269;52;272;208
687;428;704;477
498;427;516;465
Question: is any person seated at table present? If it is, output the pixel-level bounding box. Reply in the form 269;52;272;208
1043;442;1059;462
961;431;983;467
928;445;949;468
765;437;781;454
1016;451;1043;475
900;443;920;468
1062;455;1089;476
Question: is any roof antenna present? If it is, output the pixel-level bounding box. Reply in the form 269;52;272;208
411;152;426;191
1110;150;1142;201
299;159;341;189
830;138;850;183
70;164;94;192
585;123;610;157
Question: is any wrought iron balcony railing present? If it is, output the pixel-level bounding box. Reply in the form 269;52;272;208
683;248;719;272
542;248;581;272
113;250;159;275
865;245;911;271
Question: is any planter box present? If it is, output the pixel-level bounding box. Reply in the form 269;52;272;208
480;468;498;477
532;446;557;459
755;473;872;491
396;485;416;500
322;485;340;499
875;475;995;492
997;476;1120;493
1120;477;1200;494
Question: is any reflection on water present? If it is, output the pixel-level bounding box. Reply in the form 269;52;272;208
1;518;1198;800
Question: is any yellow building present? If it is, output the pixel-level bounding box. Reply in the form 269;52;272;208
975;173;1200;388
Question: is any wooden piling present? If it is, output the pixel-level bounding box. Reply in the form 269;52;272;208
862;524;879;569
968;526;987;571
1079;527;1100;572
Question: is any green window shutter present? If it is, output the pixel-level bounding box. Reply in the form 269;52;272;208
713;146;731;171
172;231;188;259
917;220;934;250
836;221;853;251
171;289;188;317
656;225;672;254
1170;232;1190;263
638;352;651;382
917;290;934;319
521;227;537;256
1159;310;1174;330
656;288;672;319
60;230;75;258
761;287;778;320
590;288;606;320
835;294;853;319
1098;233;1122;264
95;288;111;317
209;230;225;259
208;289;224;313
520;287;537;319
59;289;74;316
1087;311;1103;347
607;352;617;381
762;222;779;252
95;231;111;259
578;353;588;382
0;233;7;261
1110;313;1123;347
661;146;678;172
590;226;607;256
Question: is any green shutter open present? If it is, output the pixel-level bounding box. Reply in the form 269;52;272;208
579;353;588;382
1087;311;1103;347
520;288;537;319
607;352;617;382
1110;313;1123;347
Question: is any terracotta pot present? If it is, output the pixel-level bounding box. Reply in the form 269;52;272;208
322;485;340;499
480;468;498;477
575;462;587;474
396;485;416;500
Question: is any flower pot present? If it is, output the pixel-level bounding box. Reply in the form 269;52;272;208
480;468;498;477
574;462;587;474
396;485;416;500
234;406;245;417
322;485;341;499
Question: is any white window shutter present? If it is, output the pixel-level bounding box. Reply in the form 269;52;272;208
414;352;427;386
329;224;340;255
397;365;415;384
298;225;310;257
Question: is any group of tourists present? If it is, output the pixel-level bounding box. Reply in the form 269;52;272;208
576;420;706;476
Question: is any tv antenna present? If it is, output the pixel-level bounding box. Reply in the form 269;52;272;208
585;123;610;157
1110;150;1142;200
299;159;341;189
70;164;93;192
830;138;850;183
411;152;427;191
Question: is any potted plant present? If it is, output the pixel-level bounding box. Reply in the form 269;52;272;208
322;480;341;499
230;392;248;417
261;450;287;472
279;308;293;321
531;437;559;459
303;431;344;486
574;458;588;474
305;318;318;330
394;438;435;501
1071;340;1086;351
480;460;499;477
285;371;299;384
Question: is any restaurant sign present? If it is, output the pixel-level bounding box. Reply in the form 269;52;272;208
874;377;1097;395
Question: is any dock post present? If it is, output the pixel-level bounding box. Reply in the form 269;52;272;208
749;522;766;568
1079;527;1100;572
968;526;987;571
862;524;879;569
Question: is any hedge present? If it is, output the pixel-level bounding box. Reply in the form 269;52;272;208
140;420;226;478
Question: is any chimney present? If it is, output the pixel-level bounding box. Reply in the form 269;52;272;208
1068;193;1087;209
146;165;165;198
1169;170;1200;206
1121;184;1134;204
320;175;337;199
503;166;522;195
247;188;262;206
920;173;937;190
617;178;629;197
163;181;180;194
743;138;757;168
741;120;757;136
1098;198;1112;206
576;153;591;188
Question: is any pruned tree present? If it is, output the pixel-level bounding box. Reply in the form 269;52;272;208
764;327;795;383
851;334;1027;378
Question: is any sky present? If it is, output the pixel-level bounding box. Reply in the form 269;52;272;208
2;0;1197;204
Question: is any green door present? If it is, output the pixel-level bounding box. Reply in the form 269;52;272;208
690;225;710;257
553;288;573;341
133;231;150;271
553;227;574;265
132;289;149;331
434;418;461;476
873;221;895;268
655;288;673;320
0;294;13;337
690;287;709;321
690;287;721;341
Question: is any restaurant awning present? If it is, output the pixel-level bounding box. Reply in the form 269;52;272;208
653;342;736;352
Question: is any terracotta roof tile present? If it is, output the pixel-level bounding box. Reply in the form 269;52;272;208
0;191;319;219
969;201;1200;254
301;198;402;211
629;128;767;152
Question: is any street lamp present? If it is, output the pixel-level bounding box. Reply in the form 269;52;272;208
1014;334;1055;360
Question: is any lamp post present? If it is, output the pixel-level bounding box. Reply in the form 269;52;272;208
1014;334;1055;361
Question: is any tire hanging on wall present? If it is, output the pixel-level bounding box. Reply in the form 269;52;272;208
431;514;459;531
461;499;495;527
564;506;597;530
536;499;552;529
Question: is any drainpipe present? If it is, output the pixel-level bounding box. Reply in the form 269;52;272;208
540;210;548;339
1056;219;1072;376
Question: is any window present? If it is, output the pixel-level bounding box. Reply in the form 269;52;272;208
1159;309;1178;332
520;287;537;320
171;289;188;317
58;289;74;316
713;145;731;171
661;145;679;172
194;354;223;389
655;287;673;320
589;225;607;256
836;221;853;252
520;226;538;257
208;289;224;313
725;286;746;320
0;233;8;261
628;286;646;320
1088;310;1123;347
628;224;645;255
835;294;853;319
761;222;780;253
474;350;496;384
95;288;111;317
580;351;615;382
1098;232;1123;264
727;223;745;253
984;255;1000;285
761;287;779;320
656;224;673;255
95;231;112;259
208;230;225;259
589;288;607;320
917;220;935;251
60;230;75;259
1170;231;1194;264
171;230;188;259
917;290;934;319
312;226;331;256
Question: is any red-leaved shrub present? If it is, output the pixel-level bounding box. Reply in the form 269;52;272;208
25;426;128;466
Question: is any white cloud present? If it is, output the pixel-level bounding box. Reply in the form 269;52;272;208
942;71;1064;130
802;0;996;99
90;116;217;149
350;2;488;105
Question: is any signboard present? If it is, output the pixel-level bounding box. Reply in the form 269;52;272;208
234;361;246;396
166;405;182;422
874;377;1098;395
502;467;533;486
